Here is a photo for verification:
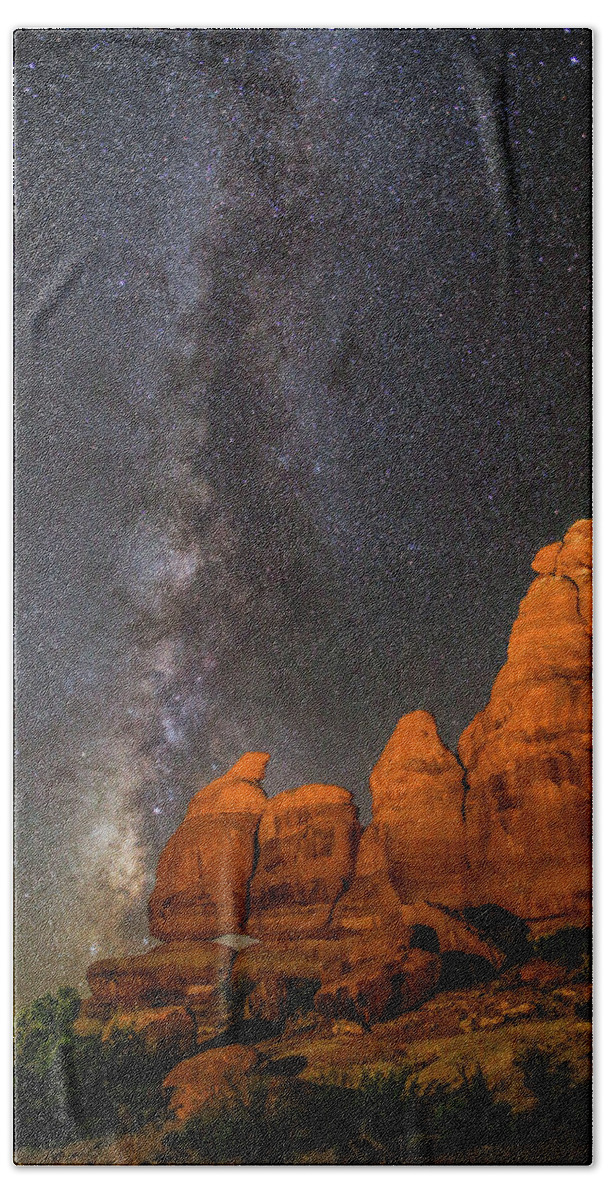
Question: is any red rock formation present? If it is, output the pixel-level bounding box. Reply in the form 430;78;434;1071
84;940;235;1037
148;753;269;941
329;826;407;940
80;520;590;1046
314;946;441;1027
232;938;331;1025
398;903;503;967
458;519;591;928
368;711;469;907
164;1045;260;1122
246;784;361;936
331;827;502;968
231;927;441;1027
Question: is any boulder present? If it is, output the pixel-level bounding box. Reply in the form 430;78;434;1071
518;959;567;988
148;753;269;941
246;784;361;936
72;1014;104;1039
458;520;591;927
369;711;469;907
164;1045;260;1123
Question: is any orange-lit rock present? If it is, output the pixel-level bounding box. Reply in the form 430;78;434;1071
81;519;591;1048
518;960;567;988
100;1006;196;1056
233;927;441;1028
164;1045;259;1123
368;711;469;907
148;753;269;941
233;923;445;1027
331;828;502;967
531;518;592;631
458;519;592;927
314;946;441;1026
84;940;235;1034
329;826;407;939
246;784;361;936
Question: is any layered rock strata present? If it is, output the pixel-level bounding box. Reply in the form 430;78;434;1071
83;940;236;1037
247;784;360;936
458;518;592;928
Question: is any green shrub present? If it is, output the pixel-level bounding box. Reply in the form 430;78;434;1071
514;1046;591;1150
15;989;592;1163
14;988;177;1150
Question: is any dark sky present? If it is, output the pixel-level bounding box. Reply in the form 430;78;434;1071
14;28;591;1002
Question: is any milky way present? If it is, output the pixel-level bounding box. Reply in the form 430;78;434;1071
14;29;591;1001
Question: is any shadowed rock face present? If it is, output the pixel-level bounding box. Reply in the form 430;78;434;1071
369;711;469;907
458;519;591;928
148;753;270;941
329;826;408;940
314;946;441;1028
330;826;503;969
247;784;361;936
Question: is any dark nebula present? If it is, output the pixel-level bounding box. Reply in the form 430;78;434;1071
14;28;591;1000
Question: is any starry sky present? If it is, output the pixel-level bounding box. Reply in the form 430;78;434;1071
14;28;591;1002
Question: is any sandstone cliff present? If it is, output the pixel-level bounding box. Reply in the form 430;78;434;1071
148;753;269;941
458;518;591;929
247;784;361;936
82;519;591;1049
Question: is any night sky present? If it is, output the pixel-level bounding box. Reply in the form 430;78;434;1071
14;28;591;1002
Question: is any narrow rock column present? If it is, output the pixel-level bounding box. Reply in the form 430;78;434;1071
369;710;469;907
458;520;592;928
